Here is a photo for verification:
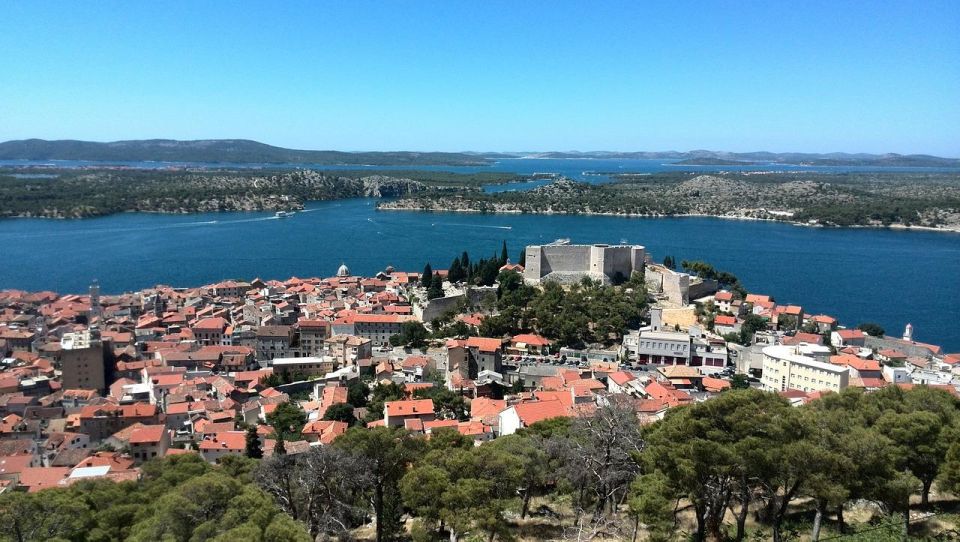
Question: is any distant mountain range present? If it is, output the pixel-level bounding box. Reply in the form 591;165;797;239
0;139;491;166
505;150;960;167
0;139;957;168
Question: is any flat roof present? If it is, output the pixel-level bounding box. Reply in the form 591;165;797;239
272;356;334;366
640;330;690;341
762;345;848;373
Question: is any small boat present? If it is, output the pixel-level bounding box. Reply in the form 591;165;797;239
274;211;293;218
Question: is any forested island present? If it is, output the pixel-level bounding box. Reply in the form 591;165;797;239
379;172;960;231
0;168;523;218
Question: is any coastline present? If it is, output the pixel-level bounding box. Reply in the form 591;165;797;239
376;204;960;234
5;200;959;235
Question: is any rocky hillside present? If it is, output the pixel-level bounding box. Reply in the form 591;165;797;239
379;172;960;231
0;169;426;218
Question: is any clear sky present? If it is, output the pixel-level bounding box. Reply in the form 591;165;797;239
1;1;958;155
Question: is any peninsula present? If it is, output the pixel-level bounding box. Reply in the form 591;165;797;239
0;168;523;218
379;171;960;231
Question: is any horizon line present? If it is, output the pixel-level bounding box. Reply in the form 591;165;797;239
2;137;959;160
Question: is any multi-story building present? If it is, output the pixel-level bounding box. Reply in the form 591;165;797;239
78;403;160;441
271;356;336;379
447;337;505;379
192;317;228;346
383;399;435;428
760;344;849;393
331;314;414;347
0;327;36;352
296;319;329;357
627;330;691;365
324;335;372;365
127;424;170;464
60;328;112;393
255;325;294;361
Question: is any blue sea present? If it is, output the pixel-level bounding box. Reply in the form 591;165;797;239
1;158;959;351
0;198;958;351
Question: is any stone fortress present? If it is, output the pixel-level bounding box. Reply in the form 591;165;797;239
523;239;717;307
523;240;646;285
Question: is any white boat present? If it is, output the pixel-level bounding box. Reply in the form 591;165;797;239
275;211;293;218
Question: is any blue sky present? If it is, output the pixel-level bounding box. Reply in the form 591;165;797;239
1;1;958;155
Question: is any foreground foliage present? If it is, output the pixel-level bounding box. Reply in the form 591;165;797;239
0;454;309;542
3;386;958;542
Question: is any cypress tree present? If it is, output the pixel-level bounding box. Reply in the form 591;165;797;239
245;426;262;459
449;257;464;283
518;249;526;267
428;274;444;299
421;263;433;288
500;240;509;264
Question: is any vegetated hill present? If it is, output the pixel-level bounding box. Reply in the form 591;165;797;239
379;172;960;230
0;169;429;218
0;138;492;166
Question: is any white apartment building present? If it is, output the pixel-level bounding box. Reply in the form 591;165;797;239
760;344;849;393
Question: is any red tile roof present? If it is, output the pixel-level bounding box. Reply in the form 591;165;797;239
18;467;71;492
302;420;348;444
193;317;228;331
714;291;733;302
714;315;737;326
199;431;246;451
128;425;167;444
385;399;434;417
511;334;551;347
513;400;570;426
466;337;505;353
608;371;636;386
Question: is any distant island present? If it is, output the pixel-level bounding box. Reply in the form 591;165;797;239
2;139;959;168
379;171;960;232
671;157;762;166
0;139;493;166
514;150;960;167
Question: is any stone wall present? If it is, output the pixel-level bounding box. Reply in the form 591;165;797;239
524;242;645;285
415;293;465;323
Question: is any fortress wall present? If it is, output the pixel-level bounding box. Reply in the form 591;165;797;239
525;243;645;284
645;265;691;305
523;246;543;282
539;245;593;275
631;247;646;273
597;245;635;278
687;279;719;300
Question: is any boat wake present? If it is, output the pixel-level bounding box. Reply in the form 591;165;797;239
431;222;512;230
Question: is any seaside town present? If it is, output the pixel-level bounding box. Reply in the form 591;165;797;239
0;241;959;540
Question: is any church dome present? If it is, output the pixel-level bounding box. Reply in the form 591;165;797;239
336;263;350;277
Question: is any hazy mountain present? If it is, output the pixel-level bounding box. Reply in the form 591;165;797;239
1;139;957;168
500;150;960;166
0;139;492;166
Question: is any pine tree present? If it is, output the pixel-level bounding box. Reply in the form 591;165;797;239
245;425;262;459
421;263;433;288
